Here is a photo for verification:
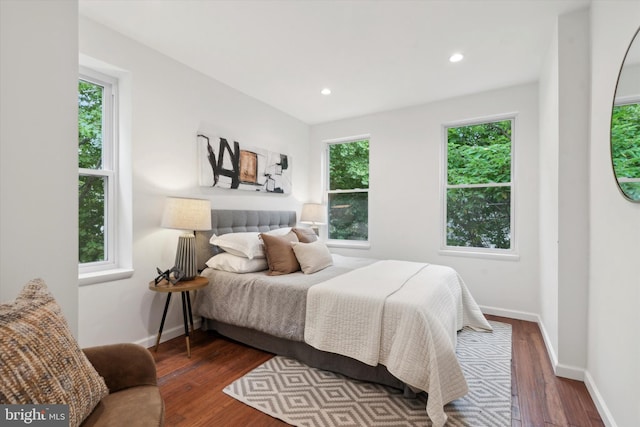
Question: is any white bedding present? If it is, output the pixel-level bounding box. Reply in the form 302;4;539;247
304;260;491;427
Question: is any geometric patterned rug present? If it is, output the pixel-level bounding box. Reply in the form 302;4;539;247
224;320;511;426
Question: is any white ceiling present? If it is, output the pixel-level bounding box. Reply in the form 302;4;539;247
79;0;591;125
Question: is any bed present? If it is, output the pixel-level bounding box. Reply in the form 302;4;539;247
193;209;491;427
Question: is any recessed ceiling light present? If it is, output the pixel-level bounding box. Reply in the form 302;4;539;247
321;88;332;95
449;53;464;63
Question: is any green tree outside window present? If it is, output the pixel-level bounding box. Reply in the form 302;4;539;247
327;140;369;241
78;79;107;263
446;120;513;249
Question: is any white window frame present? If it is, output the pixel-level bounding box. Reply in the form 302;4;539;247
324;135;370;249
440;114;518;260
78;66;133;284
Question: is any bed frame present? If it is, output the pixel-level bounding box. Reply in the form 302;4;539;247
195;209;408;392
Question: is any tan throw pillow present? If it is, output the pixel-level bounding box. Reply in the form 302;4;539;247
291;240;334;274
292;227;318;243
0;279;109;427
260;231;300;275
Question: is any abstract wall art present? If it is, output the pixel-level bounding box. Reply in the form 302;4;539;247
197;133;291;194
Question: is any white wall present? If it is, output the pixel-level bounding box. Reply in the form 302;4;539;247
537;8;592;379
309;83;540;315
0;1;80;334
538;22;560;364
77;17;310;347
587;2;640;426
556;8;591;377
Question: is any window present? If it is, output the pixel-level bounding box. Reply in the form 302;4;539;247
78;70;117;271
326;137;369;242
443;117;514;253
611;99;640;199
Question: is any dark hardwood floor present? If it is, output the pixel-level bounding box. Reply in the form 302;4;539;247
151;315;604;426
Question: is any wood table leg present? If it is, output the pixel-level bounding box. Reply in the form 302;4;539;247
186;290;195;332
181;291;191;358
155;292;172;352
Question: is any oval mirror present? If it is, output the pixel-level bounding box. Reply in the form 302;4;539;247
611;27;640;202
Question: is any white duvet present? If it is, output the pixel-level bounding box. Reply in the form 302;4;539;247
304;260;492;427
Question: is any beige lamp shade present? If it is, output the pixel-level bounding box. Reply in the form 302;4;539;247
300;203;327;225
301;203;326;236
161;197;212;231
161;197;211;281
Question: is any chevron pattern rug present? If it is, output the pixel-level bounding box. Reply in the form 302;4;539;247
224;320;511;426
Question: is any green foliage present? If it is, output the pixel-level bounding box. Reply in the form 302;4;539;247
79;176;105;263
78;80;106;263
619;182;640;199
446;187;511;249
446;120;512;249
78;80;103;169
447;121;511;185
328;192;368;241
328;140;369;240
329;140;369;190
611;103;640;200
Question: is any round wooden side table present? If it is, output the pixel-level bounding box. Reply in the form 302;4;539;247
148;276;209;358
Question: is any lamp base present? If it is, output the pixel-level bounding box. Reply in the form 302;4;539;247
175;233;197;281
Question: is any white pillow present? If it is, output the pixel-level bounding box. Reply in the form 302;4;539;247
291;240;333;274
206;253;268;273
264;227;292;236
209;232;264;259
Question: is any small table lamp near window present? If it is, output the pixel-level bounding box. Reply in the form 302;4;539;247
300;203;327;235
161;197;212;281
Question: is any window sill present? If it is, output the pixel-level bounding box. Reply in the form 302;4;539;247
326;240;371;250
438;249;520;261
79;268;134;286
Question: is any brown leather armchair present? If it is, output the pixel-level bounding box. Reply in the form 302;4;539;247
81;344;165;427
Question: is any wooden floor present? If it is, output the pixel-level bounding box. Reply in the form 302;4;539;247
151;315;604;426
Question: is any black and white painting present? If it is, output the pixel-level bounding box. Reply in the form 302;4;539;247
198;133;291;194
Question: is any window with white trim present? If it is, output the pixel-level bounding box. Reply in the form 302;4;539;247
443;117;514;252
326;138;369;242
78;70;118;272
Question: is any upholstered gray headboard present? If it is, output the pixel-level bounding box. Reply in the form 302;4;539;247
195;209;296;270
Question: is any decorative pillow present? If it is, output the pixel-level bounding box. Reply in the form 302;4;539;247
206;253;268;273
292;227;318;243
260;231;300;276
209;232;265;259
0;279;109;427
291;240;334;274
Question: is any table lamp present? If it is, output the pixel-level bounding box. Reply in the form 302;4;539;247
161;197;211;281
300;203;327;235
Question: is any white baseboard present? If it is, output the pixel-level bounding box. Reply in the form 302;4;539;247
479;305;539;322
534;313;559;375
584;371;618;427
134;319;202;349
555;363;584;381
